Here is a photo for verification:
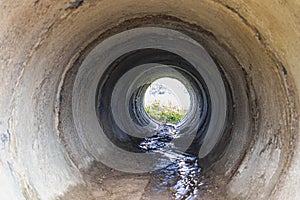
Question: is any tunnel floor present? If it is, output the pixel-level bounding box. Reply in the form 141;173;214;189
60;124;224;200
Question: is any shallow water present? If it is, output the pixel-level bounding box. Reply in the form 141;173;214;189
139;124;207;200
60;124;220;200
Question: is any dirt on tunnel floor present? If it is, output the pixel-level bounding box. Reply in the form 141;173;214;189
59;162;225;200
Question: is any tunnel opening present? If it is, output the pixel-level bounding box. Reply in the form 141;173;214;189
143;77;191;125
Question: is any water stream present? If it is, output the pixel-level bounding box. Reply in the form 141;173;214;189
139;124;208;200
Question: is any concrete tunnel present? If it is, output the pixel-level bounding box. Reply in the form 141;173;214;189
0;0;299;199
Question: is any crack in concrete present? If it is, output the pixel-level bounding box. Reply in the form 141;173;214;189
66;0;85;10
213;2;268;48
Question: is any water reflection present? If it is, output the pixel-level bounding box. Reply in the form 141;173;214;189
139;124;207;200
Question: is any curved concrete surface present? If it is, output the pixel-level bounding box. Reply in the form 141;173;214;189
0;0;299;199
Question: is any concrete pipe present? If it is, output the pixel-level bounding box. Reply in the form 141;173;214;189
0;0;299;199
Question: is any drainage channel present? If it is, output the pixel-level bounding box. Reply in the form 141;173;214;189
2;8;297;199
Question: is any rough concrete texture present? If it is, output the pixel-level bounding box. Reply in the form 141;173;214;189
0;0;299;199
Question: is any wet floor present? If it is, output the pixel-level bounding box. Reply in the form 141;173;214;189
60;124;222;200
139;124;210;200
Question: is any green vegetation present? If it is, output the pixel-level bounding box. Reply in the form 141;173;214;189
145;100;185;124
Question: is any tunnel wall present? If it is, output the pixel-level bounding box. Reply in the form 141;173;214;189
0;0;299;199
